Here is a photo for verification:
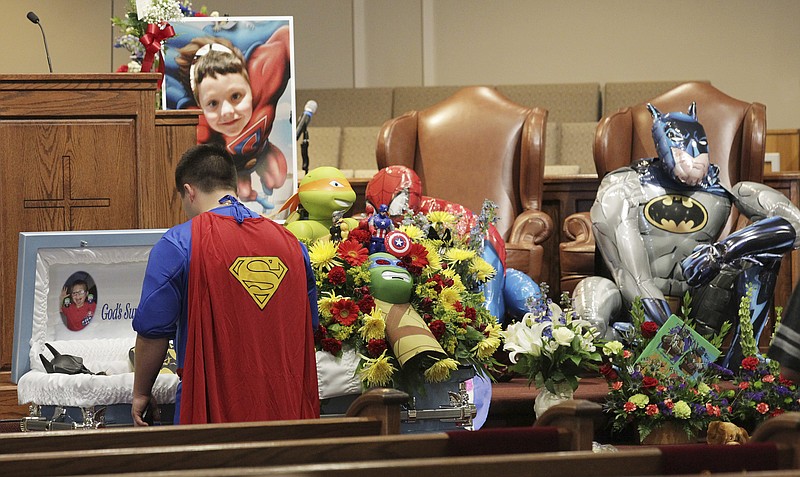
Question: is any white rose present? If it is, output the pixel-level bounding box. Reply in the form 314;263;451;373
603;340;624;356
552;326;575;346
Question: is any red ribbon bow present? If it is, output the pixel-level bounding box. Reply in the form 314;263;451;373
139;22;176;83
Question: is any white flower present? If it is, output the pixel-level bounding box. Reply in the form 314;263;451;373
140;0;184;24
502;321;547;362
552;326;575;346
127;61;142;73
603;340;624;356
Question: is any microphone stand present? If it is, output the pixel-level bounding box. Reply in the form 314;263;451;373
301;128;310;175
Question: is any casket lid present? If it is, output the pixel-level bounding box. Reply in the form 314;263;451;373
12;229;166;382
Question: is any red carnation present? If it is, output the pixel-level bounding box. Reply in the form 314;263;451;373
366;338;388;357
640;321;660;339
464;307;477;321
429;319;446;340
356;294;375;314
314;325;328;343
756;402;770;415
741;356;760;371
453;301;464;313
419;297;434;312
642;376;659;388
331;299;360;326
327;266;347;285
348;229;372;245
116;64;129;73
321;338;342;355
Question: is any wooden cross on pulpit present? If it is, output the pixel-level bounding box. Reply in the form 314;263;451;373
23;155;111;230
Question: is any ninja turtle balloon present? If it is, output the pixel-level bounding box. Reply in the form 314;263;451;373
368;253;447;367
280;166;360;240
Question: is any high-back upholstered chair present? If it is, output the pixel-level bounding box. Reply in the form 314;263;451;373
376;86;554;280
559;81;767;293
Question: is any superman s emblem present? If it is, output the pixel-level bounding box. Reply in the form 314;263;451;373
644;194;707;233
229;256;287;310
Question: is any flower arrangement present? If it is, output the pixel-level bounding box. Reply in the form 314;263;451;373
501;291;602;395
729;289;800;431
600;296;733;443
111;1;214;73
309;202;503;390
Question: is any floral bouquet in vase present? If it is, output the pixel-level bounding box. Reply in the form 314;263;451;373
600;296;734;444
309;202;503;394
501;291;602;418
729;289;800;432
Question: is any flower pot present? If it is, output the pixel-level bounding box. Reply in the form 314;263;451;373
534;382;574;419
640;421;695;445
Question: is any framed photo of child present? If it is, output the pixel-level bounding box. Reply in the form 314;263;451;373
162;16;298;216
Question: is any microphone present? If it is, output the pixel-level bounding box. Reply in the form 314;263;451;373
295;100;317;140
27;11;53;73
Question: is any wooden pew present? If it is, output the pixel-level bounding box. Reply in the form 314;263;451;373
0;387;408;455
0;400;602;477
80;442;797;477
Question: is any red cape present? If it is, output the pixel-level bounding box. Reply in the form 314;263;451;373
180;212;319;423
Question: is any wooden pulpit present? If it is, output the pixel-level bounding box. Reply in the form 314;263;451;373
0;74;163;371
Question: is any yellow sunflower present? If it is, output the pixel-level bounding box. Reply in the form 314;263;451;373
427;211;458;225
424;358;459;383
445;247;476;263
359;350;396;387
421;242;442;272
398;224;425;241
439;287;461;310
308;239;340;271
359;307;386;341
469;256;497;282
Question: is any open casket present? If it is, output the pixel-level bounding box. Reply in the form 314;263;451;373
11;229;479;431
11;229;178;429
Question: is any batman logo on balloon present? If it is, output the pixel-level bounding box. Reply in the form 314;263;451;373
644;194;707;233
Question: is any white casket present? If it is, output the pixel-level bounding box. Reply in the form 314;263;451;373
11;229;178;428
11;230;477;430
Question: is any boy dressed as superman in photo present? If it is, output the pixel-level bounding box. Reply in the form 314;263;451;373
169;21;291;212
131;144;319;425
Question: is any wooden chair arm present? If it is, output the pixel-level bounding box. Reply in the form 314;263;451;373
560;212;595;250
559;212;596;294
508;209;554;248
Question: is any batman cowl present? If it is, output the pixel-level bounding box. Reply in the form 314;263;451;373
39;343;102;375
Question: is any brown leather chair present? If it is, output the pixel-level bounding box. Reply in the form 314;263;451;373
559;81;767;293
376;86;554;281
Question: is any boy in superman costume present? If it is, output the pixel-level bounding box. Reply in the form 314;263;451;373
172;22;291;212
132;144;319;425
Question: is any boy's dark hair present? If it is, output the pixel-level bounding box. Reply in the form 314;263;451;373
175;144;238;196
176;37;248;105
70;279;88;292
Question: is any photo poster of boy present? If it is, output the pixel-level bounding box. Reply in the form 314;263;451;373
635;315;721;382
47;259;150;341
162;17;298;216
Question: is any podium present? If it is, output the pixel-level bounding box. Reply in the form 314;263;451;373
0;73;176;372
